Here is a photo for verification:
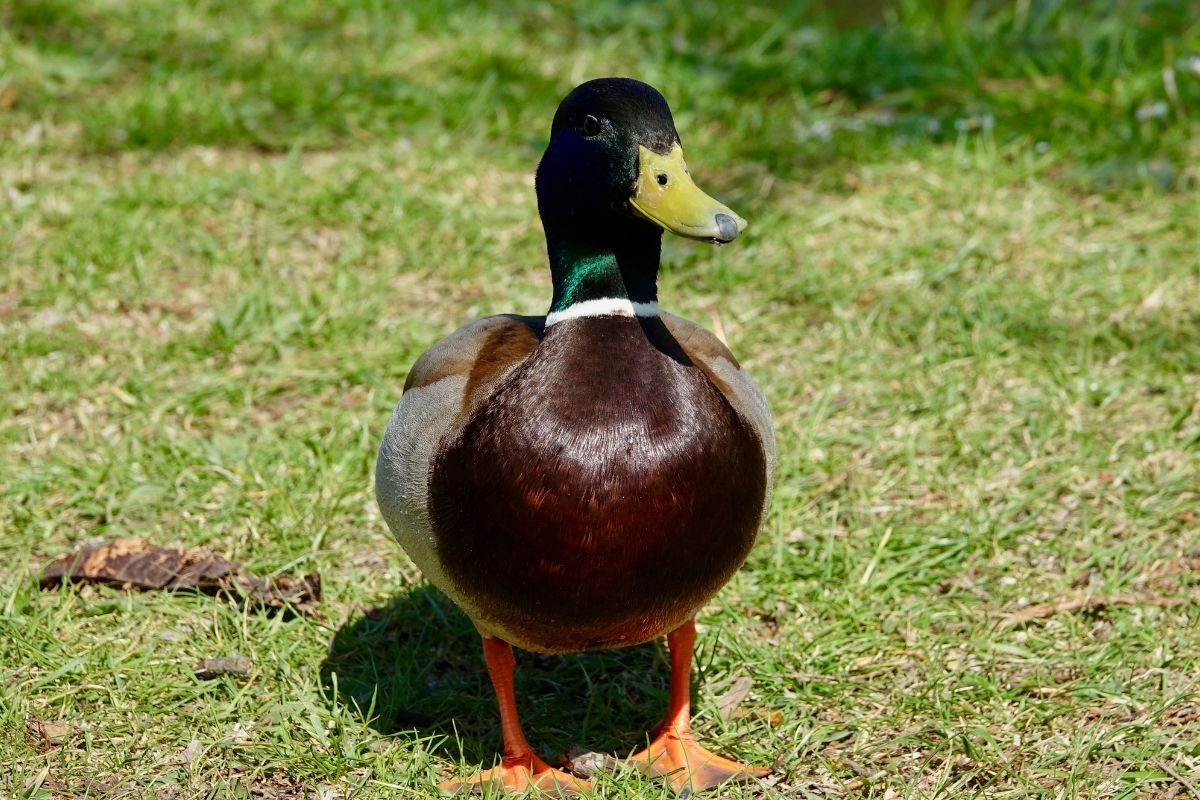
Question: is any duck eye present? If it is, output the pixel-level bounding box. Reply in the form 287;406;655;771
581;115;601;137
656;173;668;186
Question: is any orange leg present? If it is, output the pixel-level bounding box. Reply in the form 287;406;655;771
628;620;770;795
440;636;589;796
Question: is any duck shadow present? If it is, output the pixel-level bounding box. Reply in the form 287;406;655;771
320;585;673;765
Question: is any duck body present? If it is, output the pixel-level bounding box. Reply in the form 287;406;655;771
377;310;772;653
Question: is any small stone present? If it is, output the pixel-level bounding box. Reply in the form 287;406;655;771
563;748;619;778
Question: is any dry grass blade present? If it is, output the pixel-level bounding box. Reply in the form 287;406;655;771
1002;593;1187;626
1156;760;1200;800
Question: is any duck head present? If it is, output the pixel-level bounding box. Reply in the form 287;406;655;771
537;78;746;245
536;78;746;315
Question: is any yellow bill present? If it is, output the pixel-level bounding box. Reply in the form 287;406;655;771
629;144;747;243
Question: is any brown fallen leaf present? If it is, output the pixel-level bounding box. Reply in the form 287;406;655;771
194;656;254;679
39;773;134;800
40;538;320;613
244;771;310;800
712;674;754;723
176;739;204;766
1003;593;1185;626
28;719;71;745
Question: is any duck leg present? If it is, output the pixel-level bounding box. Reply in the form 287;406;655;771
440;636;590;796
628;619;770;796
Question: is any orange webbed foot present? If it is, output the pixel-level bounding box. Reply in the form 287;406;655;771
440;754;591;796
628;727;769;796
445;637;592;795
628;620;771;795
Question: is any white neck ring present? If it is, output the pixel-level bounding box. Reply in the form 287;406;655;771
545;298;659;327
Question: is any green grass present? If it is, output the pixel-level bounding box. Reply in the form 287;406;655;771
3;1;1199;798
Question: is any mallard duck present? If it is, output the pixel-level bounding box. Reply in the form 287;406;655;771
376;77;774;796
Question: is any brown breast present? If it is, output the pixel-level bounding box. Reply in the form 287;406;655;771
427;314;766;652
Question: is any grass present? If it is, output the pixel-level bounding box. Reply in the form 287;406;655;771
2;0;1199;797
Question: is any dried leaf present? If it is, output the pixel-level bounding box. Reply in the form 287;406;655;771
28;719;71;744
194;656;254;679
713;674;754;722
246;772;310;800
229;721;255;743
40;538;320;613
176;739;203;766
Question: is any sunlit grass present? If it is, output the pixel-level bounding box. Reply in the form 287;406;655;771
3;1;1199;798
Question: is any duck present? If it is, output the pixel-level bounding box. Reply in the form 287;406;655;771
375;77;774;796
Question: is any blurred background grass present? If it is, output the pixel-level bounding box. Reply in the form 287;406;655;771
2;2;1199;798
3;0;1198;185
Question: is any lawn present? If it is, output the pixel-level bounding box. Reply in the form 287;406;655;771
3;1;1199;798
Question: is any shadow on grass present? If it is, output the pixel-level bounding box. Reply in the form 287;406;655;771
320;584;672;765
